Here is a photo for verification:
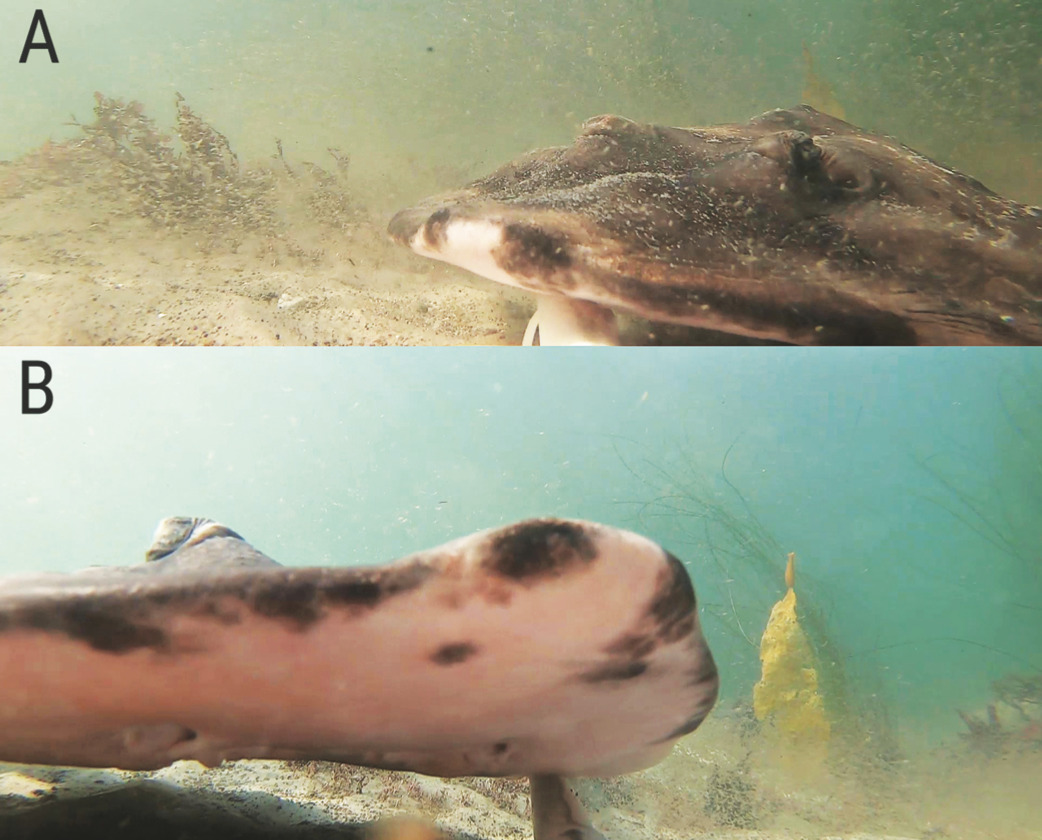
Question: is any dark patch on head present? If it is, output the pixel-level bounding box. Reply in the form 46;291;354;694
496;223;572;278
578;660;648;683
185;598;245;626
321;579;383;608
0;556;438;655
647;552;697;643
594;633;657;683
485;519;598;581
18;599;168;653
492;741;510;755
423;207;452;248
430;641;479;665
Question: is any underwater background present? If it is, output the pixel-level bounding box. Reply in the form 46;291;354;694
2;347;1039;756
1;0;1040;833
2;0;1039;206
1;0;1038;346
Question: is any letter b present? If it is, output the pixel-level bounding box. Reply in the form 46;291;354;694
22;360;53;414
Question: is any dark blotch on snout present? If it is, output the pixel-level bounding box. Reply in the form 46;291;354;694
423;207;452;248
326;563;435;608
430;641;480;665
649;552;696;643
387;205;451;247
486;519;598;581
496;223;572;278
578;660;649;683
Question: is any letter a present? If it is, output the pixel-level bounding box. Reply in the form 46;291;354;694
20;9;59;63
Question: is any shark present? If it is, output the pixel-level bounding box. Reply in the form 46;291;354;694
388;106;1042;345
0;516;719;840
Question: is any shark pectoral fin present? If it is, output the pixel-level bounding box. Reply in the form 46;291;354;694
522;294;619;346
530;775;607;840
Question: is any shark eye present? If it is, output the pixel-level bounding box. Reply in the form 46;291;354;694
751;130;817;171
754;131;878;199
818;146;878;197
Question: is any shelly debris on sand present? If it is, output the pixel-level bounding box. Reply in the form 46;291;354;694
703;758;758;829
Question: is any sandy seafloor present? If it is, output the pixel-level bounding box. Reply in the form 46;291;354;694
2;710;1040;840
0;94;1038;348
0;154;719;348
0;181;531;347
0;115;545;347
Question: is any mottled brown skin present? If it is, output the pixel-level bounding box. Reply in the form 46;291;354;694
0;518;718;776
0;518;718;840
0;534;437;653
389;106;1042;345
0;524;604;655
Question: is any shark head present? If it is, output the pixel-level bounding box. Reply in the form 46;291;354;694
390;106;1042;345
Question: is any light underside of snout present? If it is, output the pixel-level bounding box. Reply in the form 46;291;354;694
409;215;530;291
404;211;626;345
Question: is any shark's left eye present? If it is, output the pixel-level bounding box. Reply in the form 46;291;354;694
751;130;816;171
817;146;878;198
753;131;877;200
792;135;877;199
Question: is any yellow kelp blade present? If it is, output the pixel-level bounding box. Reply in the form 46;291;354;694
752;553;830;778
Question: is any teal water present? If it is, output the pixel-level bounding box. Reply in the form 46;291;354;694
1;0;1039;204
2;347;1039;753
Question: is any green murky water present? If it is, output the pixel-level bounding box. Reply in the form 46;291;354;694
2;0;1039;205
0;0;1038;346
